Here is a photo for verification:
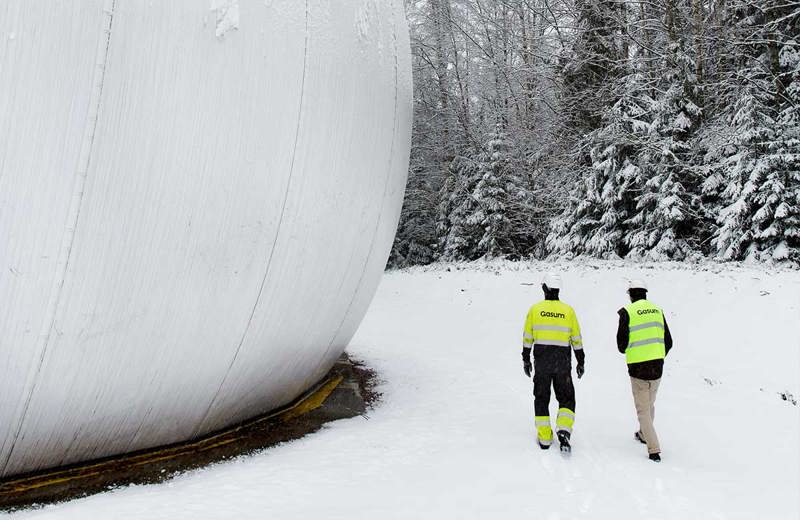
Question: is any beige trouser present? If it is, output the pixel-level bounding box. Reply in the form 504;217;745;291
630;377;661;454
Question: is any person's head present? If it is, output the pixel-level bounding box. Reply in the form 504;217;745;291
627;279;648;302
542;273;562;300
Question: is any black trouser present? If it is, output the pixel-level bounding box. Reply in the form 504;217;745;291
533;371;575;418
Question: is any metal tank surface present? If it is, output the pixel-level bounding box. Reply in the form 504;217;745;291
0;0;411;478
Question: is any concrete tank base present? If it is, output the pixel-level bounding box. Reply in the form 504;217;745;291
0;354;376;511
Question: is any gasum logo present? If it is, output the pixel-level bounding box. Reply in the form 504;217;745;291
637;309;660;315
540;311;566;319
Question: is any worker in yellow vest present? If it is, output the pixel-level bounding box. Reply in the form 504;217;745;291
521;273;584;453
617;279;673;463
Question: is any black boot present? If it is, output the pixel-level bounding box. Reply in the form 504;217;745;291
635;431;647;444
538;441;550;450
649;452;661;463
557;431;571;453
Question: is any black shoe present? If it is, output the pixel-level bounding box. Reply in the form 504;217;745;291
557;431;571;453
538;441;551;450
635;431;647;445
649;453;661;463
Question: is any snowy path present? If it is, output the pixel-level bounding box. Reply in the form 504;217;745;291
8;261;800;519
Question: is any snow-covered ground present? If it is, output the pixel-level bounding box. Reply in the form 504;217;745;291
8;261;800;519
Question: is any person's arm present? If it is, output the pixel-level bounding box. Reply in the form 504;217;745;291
522;310;533;376
664;317;673;356
617;308;629;354
570;310;585;362
571;309;585;377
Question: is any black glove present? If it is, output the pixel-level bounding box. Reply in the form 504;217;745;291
576;363;585;379
522;347;532;378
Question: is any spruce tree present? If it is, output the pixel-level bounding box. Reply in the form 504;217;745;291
626;33;704;260
560;0;625;134
750;39;800;261
547;74;651;258
711;1;800;263
470;128;534;258
711;83;775;260
390;165;439;267
438;155;482;260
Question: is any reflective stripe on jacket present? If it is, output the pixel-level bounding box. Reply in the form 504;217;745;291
623;299;666;364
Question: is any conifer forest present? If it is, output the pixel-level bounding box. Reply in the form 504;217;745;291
391;0;800;266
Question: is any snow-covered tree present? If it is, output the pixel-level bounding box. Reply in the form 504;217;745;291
438;155;482;260
547;74;651;258
748;39;800;262
709;1;800;263
626;37;704;261
710;83;775;260
559;0;626;133
438;129;536;260
470;128;537;258
390;166;439;267
391;0;799;266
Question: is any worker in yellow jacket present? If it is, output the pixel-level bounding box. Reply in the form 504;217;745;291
521;273;584;453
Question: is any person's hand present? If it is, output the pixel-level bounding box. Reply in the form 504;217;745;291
523;361;532;378
576;363;585;379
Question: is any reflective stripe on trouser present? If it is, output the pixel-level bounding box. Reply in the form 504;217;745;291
535;416;553;445
555;407;575;434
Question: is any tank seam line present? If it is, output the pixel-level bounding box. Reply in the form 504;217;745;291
1;0;117;475
317;3;401;371
194;0;311;434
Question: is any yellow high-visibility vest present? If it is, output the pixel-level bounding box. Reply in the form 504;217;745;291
624;299;666;364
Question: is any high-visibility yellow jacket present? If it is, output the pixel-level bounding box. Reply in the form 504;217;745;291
522;299;583;372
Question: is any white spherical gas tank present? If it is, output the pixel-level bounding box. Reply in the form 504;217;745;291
0;0;411;477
